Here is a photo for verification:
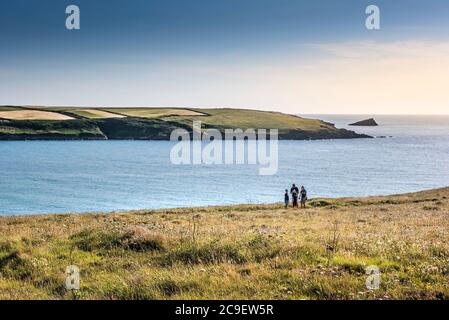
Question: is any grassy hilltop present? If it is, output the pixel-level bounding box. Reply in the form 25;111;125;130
0;106;369;140
1;187;448;300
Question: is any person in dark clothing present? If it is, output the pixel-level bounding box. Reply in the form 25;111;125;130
290;184;299;194
290;184;299;208
300;186;307;208
284;189;289;208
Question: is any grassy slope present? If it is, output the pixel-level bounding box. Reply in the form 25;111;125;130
188;108;328;130
53;106;334;131
0;106;368;140
1;187;448;300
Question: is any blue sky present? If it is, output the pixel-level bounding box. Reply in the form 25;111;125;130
1;0;449;114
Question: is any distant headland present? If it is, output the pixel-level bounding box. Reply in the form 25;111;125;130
0;106;371;141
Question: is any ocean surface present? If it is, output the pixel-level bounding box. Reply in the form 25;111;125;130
1;115;449;216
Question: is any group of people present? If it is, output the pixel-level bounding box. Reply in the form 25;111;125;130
284;184;307;208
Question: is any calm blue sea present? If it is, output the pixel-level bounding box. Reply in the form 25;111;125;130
1;115;448;215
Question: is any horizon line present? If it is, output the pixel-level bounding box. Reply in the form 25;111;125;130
1;105;449;116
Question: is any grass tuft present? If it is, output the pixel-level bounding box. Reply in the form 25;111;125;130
159;241;246;266
70;228;165;253
0;249;35;280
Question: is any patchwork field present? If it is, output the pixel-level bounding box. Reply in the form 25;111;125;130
103;108;206;118
0;109;74;121
0;187;448;300
66;109;126;119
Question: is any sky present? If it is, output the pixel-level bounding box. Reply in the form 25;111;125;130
0;0;448;114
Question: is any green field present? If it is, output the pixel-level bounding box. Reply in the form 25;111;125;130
0;106;20;111
103;108;206;118
64;109;126;119
1;187;448;300
187;108;328;130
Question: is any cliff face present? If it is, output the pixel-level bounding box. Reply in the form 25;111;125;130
0;108;371;140
0;118;371;140
0;119;106;140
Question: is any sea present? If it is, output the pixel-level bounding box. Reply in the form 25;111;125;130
1;115;448;215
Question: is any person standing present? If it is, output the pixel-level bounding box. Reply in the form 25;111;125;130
290;184;299;194
291;184;299;208
300;186;308;208
284;189;289;208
